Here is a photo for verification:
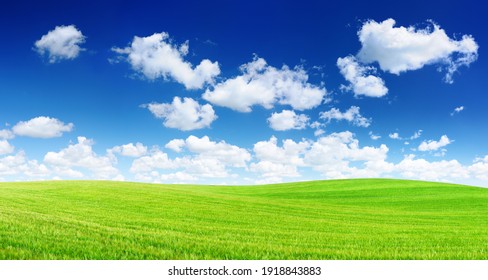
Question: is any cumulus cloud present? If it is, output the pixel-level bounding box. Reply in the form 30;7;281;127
203;56;327;112
369;131;381;140
0;140;14;155
0;129;14;140
451;106;464;116
357;18;478;83
131;135;250;183
44;136;121;180
268;110;309;131
0;151;50;178
319;106;371;127
250;136;310;181
113;32;220;89
144;97;217;131
396;154;468;181
389;132;400;140
108;142;147;157
166;135;251;167
410;130;423;140
304;131;392;178
12;117;73;138
469;156;488;180
418;135;452;151
34;25;86;63
337;55;388;97
129;149;176;174
165;139;186;152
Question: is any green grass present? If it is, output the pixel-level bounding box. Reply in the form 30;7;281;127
1;179;487;259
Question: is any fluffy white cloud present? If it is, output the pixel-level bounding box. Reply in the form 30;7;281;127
131;136;250;183
304;131;391;178
319;106;371;127
250;161;300;179
44;136;121;179
254;136;309;165
34;25;86;63
130;149;176;173
389;132;400;139
268;110;309;131
337;55;388;97
469;156;488;180
165;139;186;152
0;151;50;178
113;32;220;89
451;106;465;116
251;136;310;181
410;130;423;140
145;97;217;131
418;135;451;151
0;140;14;155
203;56;327;112
12;117;73;138
357;18;478;83
108;142;147;157
0;129;14;140
159;171;197;183
167;135;251;167
396;154;468;181
369;131;381;140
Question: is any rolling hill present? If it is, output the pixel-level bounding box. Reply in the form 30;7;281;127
0;179;487;259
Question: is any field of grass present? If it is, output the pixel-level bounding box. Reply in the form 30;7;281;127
0;179;487;259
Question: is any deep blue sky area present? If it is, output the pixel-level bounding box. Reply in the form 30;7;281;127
0;0;487;186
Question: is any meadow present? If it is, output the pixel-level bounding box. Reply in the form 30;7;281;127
0;179;487;259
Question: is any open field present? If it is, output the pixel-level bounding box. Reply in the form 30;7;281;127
0;179;487;259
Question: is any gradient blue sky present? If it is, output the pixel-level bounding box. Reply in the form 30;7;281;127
1;0;487;186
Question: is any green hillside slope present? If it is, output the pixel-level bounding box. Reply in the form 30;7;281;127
0;179;487;259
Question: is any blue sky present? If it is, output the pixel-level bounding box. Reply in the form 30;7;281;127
1;0;487;186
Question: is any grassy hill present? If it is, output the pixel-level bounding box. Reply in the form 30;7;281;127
0;179;487;259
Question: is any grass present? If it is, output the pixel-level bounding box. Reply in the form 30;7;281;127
0;179;487;259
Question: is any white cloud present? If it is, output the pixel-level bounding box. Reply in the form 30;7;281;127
469;156;488;180
0;129;14;140
337;55;388;97
389;132;400;139
203;56;327;112
145;97;217;131
319;106;371;127
169;135;251;167
451;106;464;116
12;116;73;138
0;140;14;155
165;139;186;152
0;151;50;179
254;136;309;165
34;25;86;63
304;131;391;178
113;32;220;89
251;136;310;180
131;136;250;183
418;135;452;151
314;129;325;137
369;131;381;140
268;110;309;131
357;18;478;83
130;149;176;173
250;161;300;179
396;154;468;181
44;136;121;179
410;130;423;140
108;142;147;157
159;171;197;183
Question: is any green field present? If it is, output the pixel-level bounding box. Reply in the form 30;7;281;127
0;179;487;260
